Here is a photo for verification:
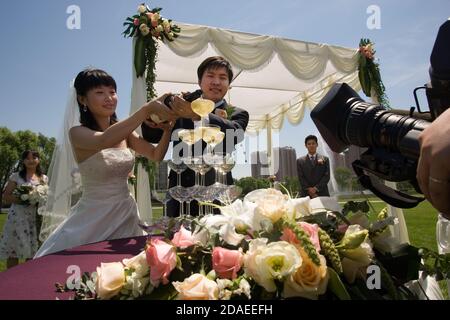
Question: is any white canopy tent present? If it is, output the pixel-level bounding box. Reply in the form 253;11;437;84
129;22;409;250
151;22;361;133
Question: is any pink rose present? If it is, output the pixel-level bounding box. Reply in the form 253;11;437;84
172;226;195;248
280;222;321;252
212;247;243;280
145;238;177;286
299;222;321;252
145;12;154;20
133;18;139;26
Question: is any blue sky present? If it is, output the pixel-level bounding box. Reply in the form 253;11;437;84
0;0;449;177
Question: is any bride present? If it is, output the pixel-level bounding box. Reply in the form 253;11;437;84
34;68;175;257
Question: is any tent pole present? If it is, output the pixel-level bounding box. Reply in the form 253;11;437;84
266;121;273;176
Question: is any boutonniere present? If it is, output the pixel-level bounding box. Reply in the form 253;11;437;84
225;105;236;119
317;157;325;165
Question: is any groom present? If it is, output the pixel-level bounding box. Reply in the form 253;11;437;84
142;56;249;216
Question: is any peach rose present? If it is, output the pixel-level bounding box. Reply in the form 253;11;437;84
171;226;195;248
95;262;125;299
212;247;243;280
145;238;177;286
283;248;329;300
173;274;219;300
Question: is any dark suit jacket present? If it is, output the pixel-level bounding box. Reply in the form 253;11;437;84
297;153;330;197
142;100;249;216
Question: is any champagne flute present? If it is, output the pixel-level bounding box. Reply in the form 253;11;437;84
191;98;215;127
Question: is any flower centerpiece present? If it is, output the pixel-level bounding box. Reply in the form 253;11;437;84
358;38;389;107
122;3;180;100
56;187;449;300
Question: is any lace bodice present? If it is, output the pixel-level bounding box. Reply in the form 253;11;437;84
78;148;134;200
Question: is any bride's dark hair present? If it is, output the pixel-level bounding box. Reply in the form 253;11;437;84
74;68;119;131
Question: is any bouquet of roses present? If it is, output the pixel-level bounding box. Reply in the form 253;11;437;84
13;183;48;207
57;188;447;300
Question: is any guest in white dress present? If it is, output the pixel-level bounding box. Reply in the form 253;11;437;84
0;150;48;268
34;68;176;257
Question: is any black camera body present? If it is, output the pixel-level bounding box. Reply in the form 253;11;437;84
311;20;450;208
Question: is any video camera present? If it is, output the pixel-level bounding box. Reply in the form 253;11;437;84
311;19;450;208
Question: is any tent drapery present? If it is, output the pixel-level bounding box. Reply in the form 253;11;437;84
151;22;361;133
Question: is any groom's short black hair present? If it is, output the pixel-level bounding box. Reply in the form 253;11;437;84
197;56;233;83
305;135;318;145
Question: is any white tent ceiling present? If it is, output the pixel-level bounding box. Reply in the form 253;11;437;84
153;22;362;133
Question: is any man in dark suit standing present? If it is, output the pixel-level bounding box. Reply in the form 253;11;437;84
142;56;249;216
297;135;330;198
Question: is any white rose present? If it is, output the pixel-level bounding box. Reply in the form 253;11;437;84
20;194;29;201
173;274;219;300
252;189;290;223
137;5;147;13
96;262;125;299
156;25;164;33
244;239;302;292
122;251;149;277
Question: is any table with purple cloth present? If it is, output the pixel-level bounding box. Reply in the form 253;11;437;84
0;236;147;300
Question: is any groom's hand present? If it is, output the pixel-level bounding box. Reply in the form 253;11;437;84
170;95;201;121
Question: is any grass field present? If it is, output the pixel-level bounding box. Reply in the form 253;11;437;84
0;202;447;298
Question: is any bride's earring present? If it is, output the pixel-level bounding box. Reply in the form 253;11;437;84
82;105;87;112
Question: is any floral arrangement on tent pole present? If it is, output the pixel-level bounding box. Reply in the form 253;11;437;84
55;187;449;300
123;3;180;100
358;39;389;107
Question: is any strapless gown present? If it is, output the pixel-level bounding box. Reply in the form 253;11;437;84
34;148;145;257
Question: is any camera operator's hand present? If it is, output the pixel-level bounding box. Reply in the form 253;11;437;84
417;108;450;218
170;95;201;121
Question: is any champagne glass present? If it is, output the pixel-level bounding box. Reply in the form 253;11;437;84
198;125;225;154
168;160;187;187
169;186;191;217
217;185;242;206
191;98;215;127
178;129;202;149
219;152;236;184
204;152;225;185
192;185;209;216
183;156;211;186
152;189;170;218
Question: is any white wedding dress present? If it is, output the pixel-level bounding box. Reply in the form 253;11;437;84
34;148;145;258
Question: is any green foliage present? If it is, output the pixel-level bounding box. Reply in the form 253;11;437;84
334;167;353;191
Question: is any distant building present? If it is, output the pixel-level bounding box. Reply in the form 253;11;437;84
273;146;298;180
156;160;169;189
251;151;270;179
